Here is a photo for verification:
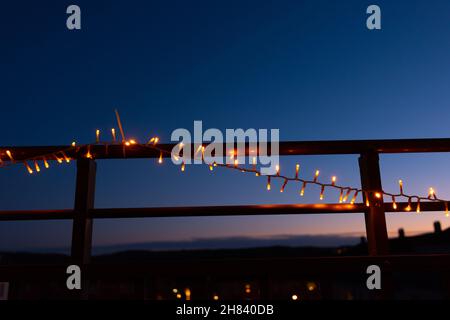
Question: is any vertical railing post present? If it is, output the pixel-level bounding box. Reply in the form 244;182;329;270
358;152;389;256
71;158;96;297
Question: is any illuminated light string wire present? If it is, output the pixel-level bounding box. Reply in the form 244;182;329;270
1;139;449;217
0;113;449;217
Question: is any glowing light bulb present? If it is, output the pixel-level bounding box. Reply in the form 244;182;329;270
111;128;116;142
314;170;320;182
405;198;412;211
350;191;359;205
399;180;404;194
158;152;163;164
71;141;76;147
280;179;288;193
291;294;299;301
85;145;92;159
339;189;344;203
181;162;185;172
234;159;238;168
213;295;219;301
416;199;421;213
295;164;300;179
445;202;449;218
392;196;397;210
54;154;63;163
276;165;280;176
375;192;381;199
96;129;100;143
6;150;14;162
24;161;33;174
365;192;370;207
319;185;325;200
43;158;49;169
266;176;271;191
61;152;70;163
34;160;40;172
331;176;336;186
300;181;306;196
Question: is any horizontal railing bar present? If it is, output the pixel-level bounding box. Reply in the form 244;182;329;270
1;254;450;280
0;209;74;221
2;138;450;160
0;202;445;221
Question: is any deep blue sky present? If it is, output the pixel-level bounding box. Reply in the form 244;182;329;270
2;0;450;252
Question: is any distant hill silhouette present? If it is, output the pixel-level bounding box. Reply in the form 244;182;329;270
1;222;449;265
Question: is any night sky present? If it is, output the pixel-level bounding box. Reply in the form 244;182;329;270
2;0;450;253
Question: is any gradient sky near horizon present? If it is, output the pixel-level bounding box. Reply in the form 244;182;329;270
2;0;450;252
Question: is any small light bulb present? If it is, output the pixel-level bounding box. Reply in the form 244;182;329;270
300;181;306;196
96;129;100;143
399;180;404;194
267;176;271;191
34;160;40;172
43;158;50;169
280;179;288;193
24;161;33;174
319;185;325;200
6;150;14;162
111;128;116;142
295;164;300;179
314;170;320;182
331;176;336;186
158;152;163;164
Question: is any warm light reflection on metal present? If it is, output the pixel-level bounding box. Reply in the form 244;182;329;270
184;288;191;301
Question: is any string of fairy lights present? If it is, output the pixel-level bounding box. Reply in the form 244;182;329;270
0;110;448;217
